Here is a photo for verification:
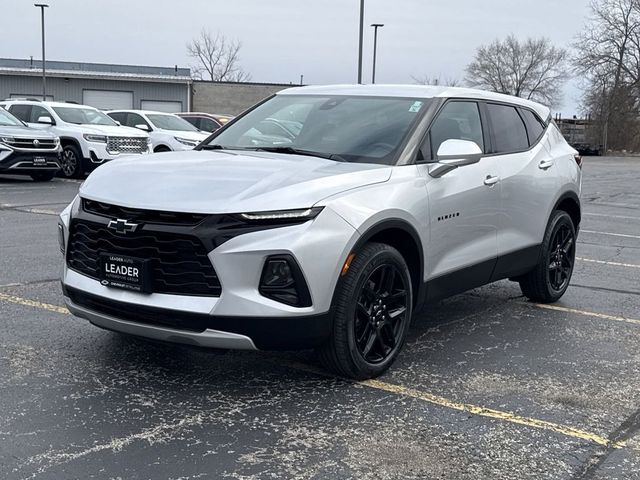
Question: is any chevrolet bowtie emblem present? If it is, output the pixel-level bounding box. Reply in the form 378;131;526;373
107;218;139;234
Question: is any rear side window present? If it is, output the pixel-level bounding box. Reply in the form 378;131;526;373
8;104;32;122
520;109;546;145
487;103;528;153
428;101;484;158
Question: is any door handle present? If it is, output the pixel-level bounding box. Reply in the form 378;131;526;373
539;160;554;170
484;175;499;186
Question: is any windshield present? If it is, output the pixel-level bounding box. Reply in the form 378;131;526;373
53;106;117;126
205;95;429;165
147;114;199;132
0;108;24;127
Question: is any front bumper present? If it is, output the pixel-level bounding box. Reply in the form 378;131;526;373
59;202;357;350
0;150;61;172
63;286;332;349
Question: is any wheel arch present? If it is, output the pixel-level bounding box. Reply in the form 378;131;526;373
153;144;172;152
59;136;84;156
351;219;425;309
553;190;581;230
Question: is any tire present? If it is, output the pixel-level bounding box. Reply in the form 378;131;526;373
519;210;576;303
59;144;83;179
30;171;55;182
318;242;413;379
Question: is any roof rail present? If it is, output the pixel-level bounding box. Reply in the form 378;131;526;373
3;97;42;102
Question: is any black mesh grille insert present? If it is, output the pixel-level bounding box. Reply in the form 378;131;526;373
67;219;221;296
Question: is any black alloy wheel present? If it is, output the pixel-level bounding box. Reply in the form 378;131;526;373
318;242;413;379
354;263;409;364
60;145;82;178
547;222;575;292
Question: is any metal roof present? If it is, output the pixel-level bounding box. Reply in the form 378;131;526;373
279;84;551;120
0;58;192;83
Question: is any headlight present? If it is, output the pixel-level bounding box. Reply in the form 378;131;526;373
239;207;323;222
83;134;107;143
174;136;198;147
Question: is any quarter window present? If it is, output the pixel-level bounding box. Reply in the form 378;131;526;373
426;101;484;160
487;104;529;153
520;109;546;145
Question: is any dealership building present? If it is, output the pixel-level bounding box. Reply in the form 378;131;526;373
0;57;297;115
0;58;192;112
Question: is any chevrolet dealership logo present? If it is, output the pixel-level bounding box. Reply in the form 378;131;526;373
107;218;139;234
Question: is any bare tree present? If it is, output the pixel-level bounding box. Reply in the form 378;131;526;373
411;75;460;87
574;0;640;151
187;29;251;82
465;35;568;105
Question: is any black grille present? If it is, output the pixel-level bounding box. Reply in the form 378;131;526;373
67;219;221;296
82;199;207;226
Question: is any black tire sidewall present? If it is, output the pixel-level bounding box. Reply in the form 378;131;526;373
337;244;413;378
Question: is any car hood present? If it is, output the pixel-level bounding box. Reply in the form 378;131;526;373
0;125;58;139
80;150;392;213
76;124;148;138
160;130;210;142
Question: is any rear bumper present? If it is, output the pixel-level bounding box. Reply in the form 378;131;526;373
63;285;333;350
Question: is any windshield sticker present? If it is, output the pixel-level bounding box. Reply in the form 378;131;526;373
409;101;423;113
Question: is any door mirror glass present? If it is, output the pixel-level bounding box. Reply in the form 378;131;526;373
134;124;150;131
37;116;54;125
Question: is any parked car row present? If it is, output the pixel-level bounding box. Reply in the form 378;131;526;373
0;97;234;181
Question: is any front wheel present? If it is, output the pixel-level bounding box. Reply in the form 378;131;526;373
519;210;576;303
59;145;83;179
318;242;413;379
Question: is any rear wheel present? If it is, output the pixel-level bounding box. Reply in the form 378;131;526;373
30;171;55;182
318;242;413;379
519;210;576;303
60;144;83;179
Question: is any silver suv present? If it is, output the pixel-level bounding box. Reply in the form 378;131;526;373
59;85;581;379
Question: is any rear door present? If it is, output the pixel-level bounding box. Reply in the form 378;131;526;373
486;103;559;279
419;100;501;299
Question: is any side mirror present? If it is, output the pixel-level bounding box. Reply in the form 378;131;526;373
428;139;483;178
114;120;121;126
37;116;54;125
134;124;150;131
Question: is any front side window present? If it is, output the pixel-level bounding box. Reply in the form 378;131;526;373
487;104;529;153
200;118;220;132
126;113;149;129
146;114;198;132
427;101;484;159
8;104;32;123
206;95;429;165
29;105;50;123
53;106;117;126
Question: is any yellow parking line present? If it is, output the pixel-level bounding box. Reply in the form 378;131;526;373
0;292;631;451
287;362;625;449
577;257;640;269
0;293;68;315
534;304;640;326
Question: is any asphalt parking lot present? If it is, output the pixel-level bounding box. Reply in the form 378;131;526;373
1;157;639;480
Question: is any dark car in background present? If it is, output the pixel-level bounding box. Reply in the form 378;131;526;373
176;112;234;133
0;107;61;181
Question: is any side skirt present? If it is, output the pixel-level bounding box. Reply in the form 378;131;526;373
421;244;542;304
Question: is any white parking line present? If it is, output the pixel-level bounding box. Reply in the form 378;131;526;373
581;229;640;240
534;304;640;326
584;212;640;221
577;257;640;269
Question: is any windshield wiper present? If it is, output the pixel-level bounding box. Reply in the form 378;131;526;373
254;146;346;162
199;144;226;150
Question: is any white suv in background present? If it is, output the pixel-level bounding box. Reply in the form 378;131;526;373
106;110;210;152
59;85;581;379
0;99;151;178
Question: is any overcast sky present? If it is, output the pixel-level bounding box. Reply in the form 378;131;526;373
7;0;591;115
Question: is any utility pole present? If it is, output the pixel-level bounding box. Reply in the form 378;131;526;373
357;0;364;84
34;3;49;100
371;24;384;84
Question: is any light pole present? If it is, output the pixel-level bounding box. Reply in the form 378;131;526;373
357;0;364;84
34;3;49;100
371;23;384;84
